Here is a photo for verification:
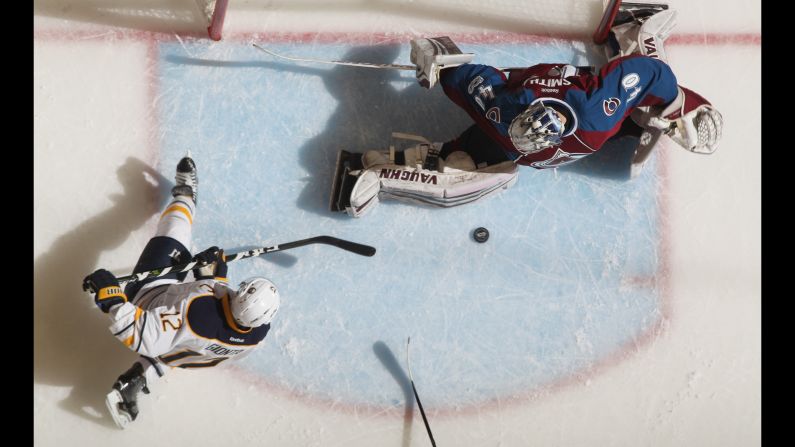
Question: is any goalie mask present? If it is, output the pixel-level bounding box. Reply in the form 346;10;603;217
230;277;280;328
508;98;577;154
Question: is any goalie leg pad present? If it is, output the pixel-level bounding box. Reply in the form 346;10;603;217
347;170;381;218
608;6;677;63
374;160;518;209
332;141;513;217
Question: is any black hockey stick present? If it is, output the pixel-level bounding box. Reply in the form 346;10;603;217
83;236;376;291
407;337;437;447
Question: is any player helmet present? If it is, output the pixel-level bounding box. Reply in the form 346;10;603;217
229;277;280;328
508;99;577;154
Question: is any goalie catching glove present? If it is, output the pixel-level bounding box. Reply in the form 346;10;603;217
645;86;723;154
410;36;474;89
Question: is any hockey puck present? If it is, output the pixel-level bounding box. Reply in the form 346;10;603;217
473;227;489;243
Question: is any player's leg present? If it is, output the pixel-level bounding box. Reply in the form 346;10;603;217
124;155;198;300
439;124;512;169
105;356;164;429
606;3;676;63
332;131;518;217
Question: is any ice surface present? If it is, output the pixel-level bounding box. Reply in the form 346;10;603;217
34;1;760;446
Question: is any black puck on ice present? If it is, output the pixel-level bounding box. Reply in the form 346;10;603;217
473;227;489;243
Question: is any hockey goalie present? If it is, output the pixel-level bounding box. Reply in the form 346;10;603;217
330;3;723;217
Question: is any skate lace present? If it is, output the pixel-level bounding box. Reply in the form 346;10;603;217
175;171;197;187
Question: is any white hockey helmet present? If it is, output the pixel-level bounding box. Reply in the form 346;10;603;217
230;277;280;328
508;98;577;155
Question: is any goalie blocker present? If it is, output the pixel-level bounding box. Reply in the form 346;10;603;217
330;134;518;218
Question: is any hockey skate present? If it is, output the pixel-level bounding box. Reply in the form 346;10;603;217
171;152;199;204
105;362;150;429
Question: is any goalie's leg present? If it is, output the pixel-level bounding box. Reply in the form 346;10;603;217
330;131;518;217
604;3;676;63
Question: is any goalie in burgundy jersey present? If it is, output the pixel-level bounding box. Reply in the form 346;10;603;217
330;4;723;217
82;155;280;429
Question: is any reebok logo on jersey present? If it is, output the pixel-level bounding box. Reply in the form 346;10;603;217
603;97;621;116
229;337;245;342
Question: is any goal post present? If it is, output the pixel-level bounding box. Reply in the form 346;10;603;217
197;0;229;41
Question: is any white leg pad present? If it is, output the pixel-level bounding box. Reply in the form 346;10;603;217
346;159;518;216
347;169;381;217
610;9;678;63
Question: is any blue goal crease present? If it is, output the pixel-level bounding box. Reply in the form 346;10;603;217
154;38;663;409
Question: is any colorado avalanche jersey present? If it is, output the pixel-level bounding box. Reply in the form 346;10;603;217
439;54;679;168
107;279;269;370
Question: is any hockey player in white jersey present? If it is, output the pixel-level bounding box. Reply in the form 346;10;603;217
82;155;280;429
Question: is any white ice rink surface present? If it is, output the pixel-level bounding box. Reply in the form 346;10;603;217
34;1;760;446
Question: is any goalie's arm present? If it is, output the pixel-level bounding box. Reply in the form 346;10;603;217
410;37;474;89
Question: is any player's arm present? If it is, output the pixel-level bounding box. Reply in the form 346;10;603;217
597;55;722;154
409;36;474;89
84;269;184;358
643;84;723;154
191;246;229;283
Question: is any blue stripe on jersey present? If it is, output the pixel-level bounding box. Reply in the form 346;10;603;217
159;350;201;364
135;312;148;353
177;358;228;368
142;356;164;377
113;321;135;336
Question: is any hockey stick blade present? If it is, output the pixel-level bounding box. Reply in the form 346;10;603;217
279;236;376;257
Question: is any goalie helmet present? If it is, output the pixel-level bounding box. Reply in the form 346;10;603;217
508;98;577;155
230;277;280;328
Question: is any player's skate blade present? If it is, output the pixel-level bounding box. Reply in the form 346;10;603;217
105;389;133;429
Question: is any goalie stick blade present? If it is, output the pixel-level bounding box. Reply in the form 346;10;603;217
329;150;362;212
105;389;132;430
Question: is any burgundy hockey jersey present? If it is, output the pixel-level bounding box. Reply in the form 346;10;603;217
440;54;679;168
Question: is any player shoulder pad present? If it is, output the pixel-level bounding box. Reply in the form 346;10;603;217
187;294;271;346
186;294;224;340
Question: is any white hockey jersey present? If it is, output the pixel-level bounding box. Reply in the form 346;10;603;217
107;279;270;369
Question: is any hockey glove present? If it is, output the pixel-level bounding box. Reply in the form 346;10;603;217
83;269;128;313
410;36;474;89
192;246;228;280
646;86;723;154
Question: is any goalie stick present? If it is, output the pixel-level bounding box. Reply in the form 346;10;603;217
407;337;437;447
253;43;526;72
83;236;376;291
253;43;415;70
